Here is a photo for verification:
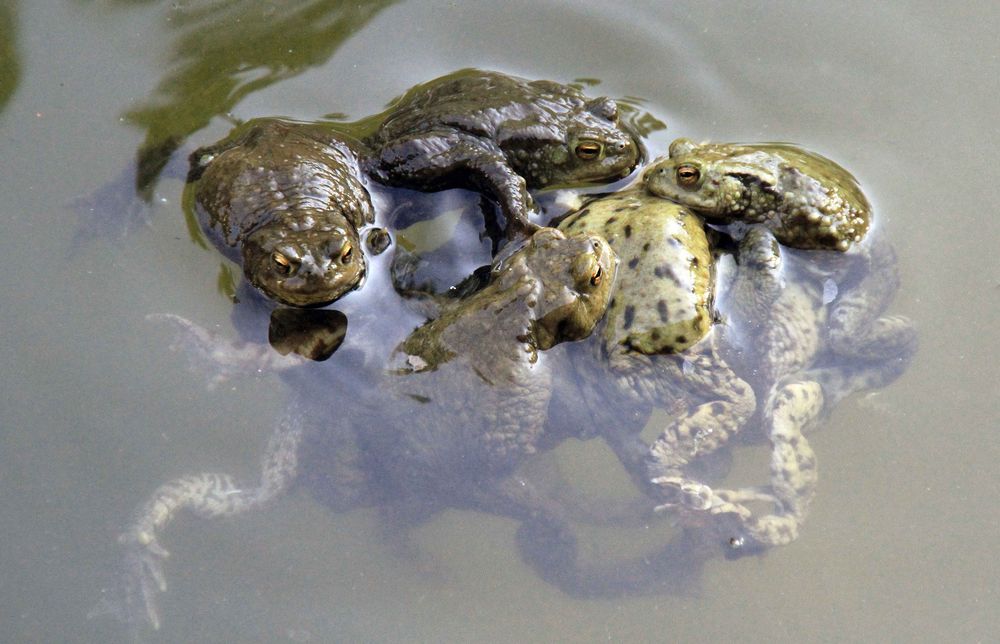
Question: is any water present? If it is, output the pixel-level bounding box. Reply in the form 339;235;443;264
1;1;997;641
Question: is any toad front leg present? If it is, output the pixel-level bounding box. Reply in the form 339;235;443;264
149;313;306;387
365;130;541;239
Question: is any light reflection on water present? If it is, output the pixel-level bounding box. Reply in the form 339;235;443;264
1;1;998;641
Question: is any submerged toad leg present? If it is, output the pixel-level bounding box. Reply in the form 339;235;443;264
658;379;821;554
149;313;305;387
826;234;918;362
719;379;822;550
366;131;541;239
727;226;787;322
646;348;756;508
702;346;916;555
118;410;304;630
651;228;821;537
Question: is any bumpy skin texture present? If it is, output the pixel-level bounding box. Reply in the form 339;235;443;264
701;226;916;553
556;187;915;554
117;228;620;629
644;138;870;251
363;69;640;239
190;118;376;306
374;227;618;484
556;189;756;526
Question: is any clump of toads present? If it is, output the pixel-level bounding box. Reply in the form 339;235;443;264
116;69;916;629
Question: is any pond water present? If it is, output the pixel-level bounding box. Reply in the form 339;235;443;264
1;1;997;641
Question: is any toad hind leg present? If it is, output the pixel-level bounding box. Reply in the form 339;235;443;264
706;379;823;553
118;410;303;630
647;349;756;511
827;235;918;362
149;313;305;387
708;346;915;554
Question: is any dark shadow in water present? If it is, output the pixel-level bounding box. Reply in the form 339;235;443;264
516;522;715;598
123;0;397;200
0;3;20;114
269;308;348;361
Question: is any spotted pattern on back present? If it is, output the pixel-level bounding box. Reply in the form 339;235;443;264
557;188;713;355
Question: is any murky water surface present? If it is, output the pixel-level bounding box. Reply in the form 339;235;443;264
1;2;997;641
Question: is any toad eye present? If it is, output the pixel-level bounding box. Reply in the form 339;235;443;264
339;242;354;264
272;252;293;275
572;253;604;292
676;164;701;188
575;141;603;160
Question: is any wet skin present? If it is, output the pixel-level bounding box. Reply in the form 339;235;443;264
116;227;621;629
112;201;916;632
556;186;916;552
189;118;383;306
644;138;870;252
706;225;917;553
363;69;641;239
644;137;915;362
109;108;919;628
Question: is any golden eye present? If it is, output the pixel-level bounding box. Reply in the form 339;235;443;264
339;242;354;264
676;164;700;187
272;252;292;275
575;141;603;160
590;264;603;286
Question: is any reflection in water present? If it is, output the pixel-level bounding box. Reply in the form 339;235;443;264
70;1;395;252
0;3;20;114
124;0;397;199
268;308;347;361
104;54;916;627
117;227;725;631
74;10;919;629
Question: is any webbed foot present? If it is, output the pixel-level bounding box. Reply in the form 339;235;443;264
118;526;170;630
711;488;801;554
650;476;714;512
